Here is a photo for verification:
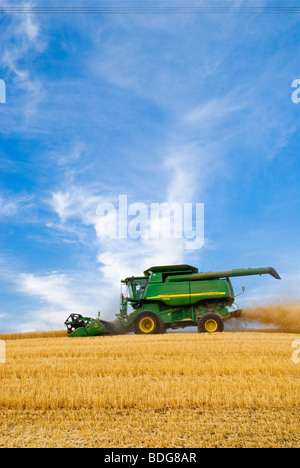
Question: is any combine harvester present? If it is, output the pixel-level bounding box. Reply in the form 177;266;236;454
65;265;280;337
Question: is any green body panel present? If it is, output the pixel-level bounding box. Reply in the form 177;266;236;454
68;264;280;336
143;278;232;306
189;279;232;304
146;281;191;306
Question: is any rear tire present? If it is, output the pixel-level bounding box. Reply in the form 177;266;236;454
132;311;164;335
198;313;224;333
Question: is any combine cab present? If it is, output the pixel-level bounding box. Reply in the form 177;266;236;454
66;264;280;336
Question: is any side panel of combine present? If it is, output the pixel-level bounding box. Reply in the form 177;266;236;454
144;278;232;308
189;279;229;304
145;281;191;306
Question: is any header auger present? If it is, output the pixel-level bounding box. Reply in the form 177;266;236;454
65;264;280;336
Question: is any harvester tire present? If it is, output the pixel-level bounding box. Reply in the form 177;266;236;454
198;313;224;333
132;311;164;335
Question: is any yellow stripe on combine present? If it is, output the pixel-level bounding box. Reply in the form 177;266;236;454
147;292;227;300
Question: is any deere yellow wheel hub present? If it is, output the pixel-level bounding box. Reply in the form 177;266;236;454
205;319;218;333
139;317;155;333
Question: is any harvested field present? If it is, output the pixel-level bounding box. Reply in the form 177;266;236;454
0;331;299;448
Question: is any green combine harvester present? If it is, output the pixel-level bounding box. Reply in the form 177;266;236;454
65;265;280;337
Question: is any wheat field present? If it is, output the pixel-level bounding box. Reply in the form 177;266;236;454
0;330;299;448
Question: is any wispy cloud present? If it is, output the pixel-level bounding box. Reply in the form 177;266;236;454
183;93;245;126
0;3;46;126
46;140;206;291
0;193;34;217
15;271;104;331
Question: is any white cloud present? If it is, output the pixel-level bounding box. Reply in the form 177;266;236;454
97;237;187;284
0;3;46;125
49;186;109;225
16;271;106;331
23;10;40;43
183;93;245;125
164;142;217;202
49;183;194;279
0;193;34;217
164;146;197;203
18;273;79;310
0;1;39;41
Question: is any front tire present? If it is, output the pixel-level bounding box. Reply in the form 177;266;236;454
132;311;164;335
198;313;224;333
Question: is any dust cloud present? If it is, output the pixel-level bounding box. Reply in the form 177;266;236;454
240;302;300;332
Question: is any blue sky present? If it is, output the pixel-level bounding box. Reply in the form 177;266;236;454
0;1;299;332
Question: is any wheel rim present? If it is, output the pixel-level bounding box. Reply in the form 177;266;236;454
205;319;218;333
139;317;155;333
